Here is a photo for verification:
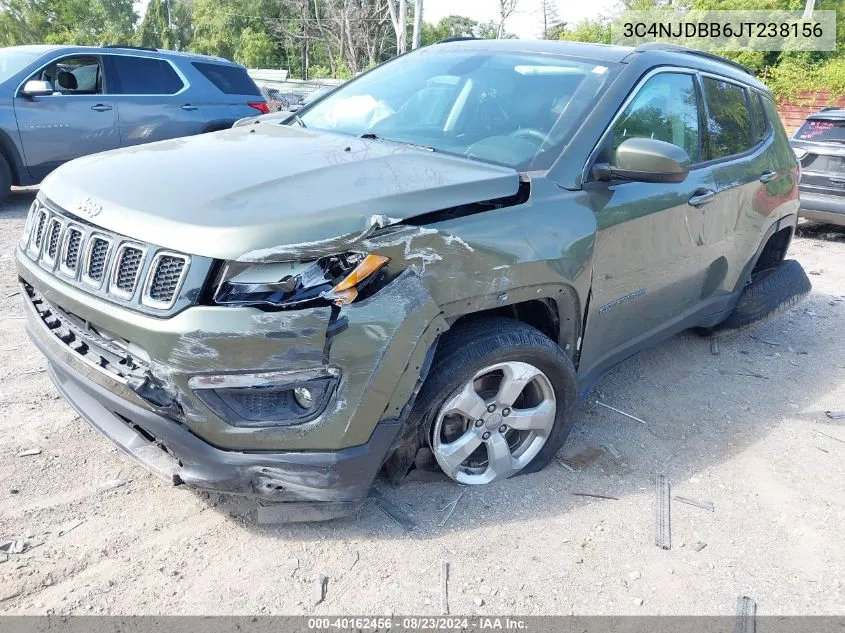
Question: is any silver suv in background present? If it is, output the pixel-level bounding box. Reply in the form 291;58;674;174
0;44;268;200
791;108;845;226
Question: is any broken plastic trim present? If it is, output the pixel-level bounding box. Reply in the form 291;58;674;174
211;252;389;310
190;367;340;428
398;179;531;227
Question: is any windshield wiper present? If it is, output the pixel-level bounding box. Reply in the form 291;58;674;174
291;113;306;128
359;132;435;152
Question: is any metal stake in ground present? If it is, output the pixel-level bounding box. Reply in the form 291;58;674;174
733;596;756;633
440;561;449;615
655;474;671;550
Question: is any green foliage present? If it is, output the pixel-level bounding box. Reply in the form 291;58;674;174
0;0;137;46
557;17;612;44
421;14;502;45
135;0;172;49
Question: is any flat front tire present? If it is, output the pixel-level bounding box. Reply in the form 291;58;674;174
411;317;577;485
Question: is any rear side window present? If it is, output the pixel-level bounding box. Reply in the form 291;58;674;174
702;77;753;159
749;92;769;145
794;118;845;143
109;56;184;95
192;62;260;96
606;72;701;163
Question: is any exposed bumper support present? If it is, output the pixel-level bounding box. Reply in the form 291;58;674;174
41;335;402;522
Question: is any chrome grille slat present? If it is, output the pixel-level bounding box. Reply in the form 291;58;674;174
141;252;190;309
109;243;145;299
84;236;111;285
30;209;49;255
21;200;193;312
58;227;84;278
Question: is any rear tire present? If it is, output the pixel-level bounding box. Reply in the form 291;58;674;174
409;317;577;484
716;259;811;332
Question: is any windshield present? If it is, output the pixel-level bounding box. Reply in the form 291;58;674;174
795;118;845;144
0;48;44;84
298;47;614;171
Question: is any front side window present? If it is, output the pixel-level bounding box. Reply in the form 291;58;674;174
298;48;615;171
28;56;102;95
109;56;184;95
604;72;700;163
702;77;753;159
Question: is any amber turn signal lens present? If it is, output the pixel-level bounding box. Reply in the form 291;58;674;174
332;254;389;293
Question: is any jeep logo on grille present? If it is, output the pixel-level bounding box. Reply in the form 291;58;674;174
75;197;103;219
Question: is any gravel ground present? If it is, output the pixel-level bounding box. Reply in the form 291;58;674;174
0;187;843;616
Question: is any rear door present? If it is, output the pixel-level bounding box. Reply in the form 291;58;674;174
696;76;784;293
103;54;207;146
579;70;720;377
14;54;119;179
189;61;266;121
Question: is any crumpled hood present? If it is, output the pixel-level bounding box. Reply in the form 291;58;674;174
41;124;520;261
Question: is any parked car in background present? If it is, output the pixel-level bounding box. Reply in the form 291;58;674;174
0;44;267;201
232;84;338;127
791;108;845;226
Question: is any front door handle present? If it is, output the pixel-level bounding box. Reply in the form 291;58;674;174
181;104;198;111
688;189;716;207
759;171;778;183
90;104;112;112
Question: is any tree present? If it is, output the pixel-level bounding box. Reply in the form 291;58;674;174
496;0;518;39
537;0;560;39
386;0;408;54
0;0;137;46
421;14;500;45
411;0;423;49
136;0;173;49
558;16;612;44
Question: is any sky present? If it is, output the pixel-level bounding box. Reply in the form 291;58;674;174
423;0;620;39
134;0;622;40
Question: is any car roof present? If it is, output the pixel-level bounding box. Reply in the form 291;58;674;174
10;44;238;66
432;39;770;93
807;108;845;121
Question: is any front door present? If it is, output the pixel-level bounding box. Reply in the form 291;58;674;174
14;55;119;180
578;70;721;381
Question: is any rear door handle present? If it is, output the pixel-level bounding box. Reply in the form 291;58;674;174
90;104;112;112
181;104;198;111
759;171;778;183
688;189;716;207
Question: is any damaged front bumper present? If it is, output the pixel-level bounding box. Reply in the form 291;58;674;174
17;248;446;519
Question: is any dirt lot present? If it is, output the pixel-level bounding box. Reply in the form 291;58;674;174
0;187;843;616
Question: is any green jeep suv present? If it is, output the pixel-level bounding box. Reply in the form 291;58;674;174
16;40;809;521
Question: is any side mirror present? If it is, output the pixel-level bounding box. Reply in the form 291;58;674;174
21;79;55;98
594;137;691;184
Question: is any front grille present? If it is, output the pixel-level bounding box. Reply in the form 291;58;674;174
63;229;82;271
114;246;144;295
86;238;110;282
46;219;62;261
146;255;187;305
32;210;48;251
21;199;194;314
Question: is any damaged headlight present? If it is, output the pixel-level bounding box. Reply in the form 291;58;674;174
213;252;389;309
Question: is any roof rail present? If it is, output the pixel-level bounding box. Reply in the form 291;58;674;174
436;36;482;44
820;106;843;112
634;42;755;76
102;44;158;52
